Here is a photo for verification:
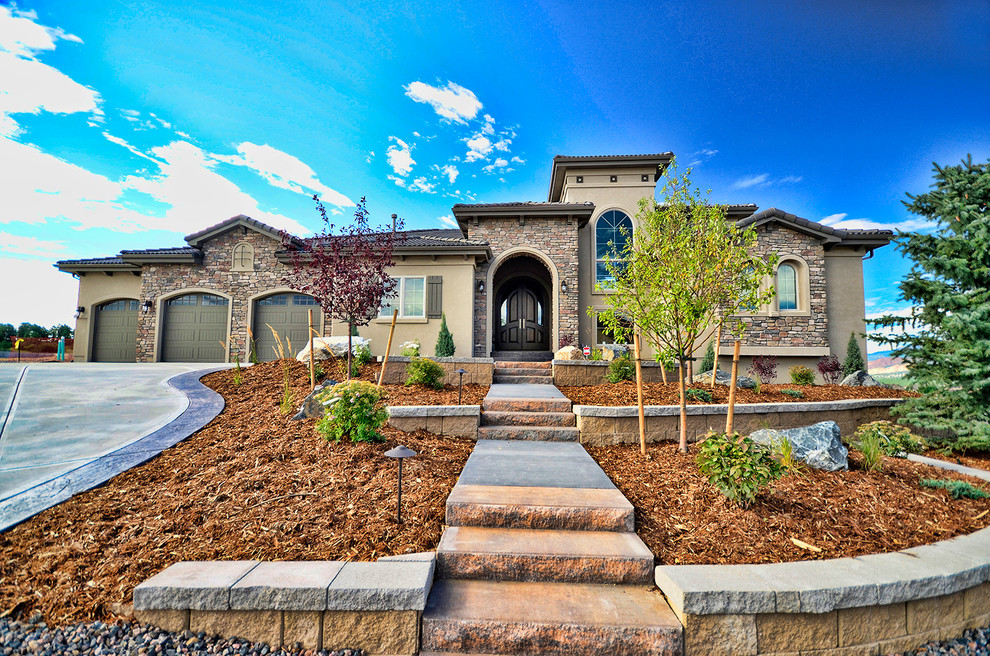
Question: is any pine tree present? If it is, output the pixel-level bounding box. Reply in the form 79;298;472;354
842;332;865;376
872;155;990;450
435;313;455;357
700;340;716;372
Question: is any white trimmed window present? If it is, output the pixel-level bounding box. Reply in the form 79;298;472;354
595;210;633;288
380;277;426;318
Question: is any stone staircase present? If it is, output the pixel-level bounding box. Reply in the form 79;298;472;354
477;382;578;442
420;428;683;655
492;360;553;385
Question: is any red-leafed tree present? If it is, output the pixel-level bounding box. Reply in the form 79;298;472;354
284;195;403;378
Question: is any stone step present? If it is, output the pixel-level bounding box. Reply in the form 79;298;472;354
446;484;634;532
494;361;551;370
437;526;654;584
493;366;551;377
421;579;682;656
492;375;555;385
480;411;576;427
476;426;579;442
482;398;572;414
490;351;553;362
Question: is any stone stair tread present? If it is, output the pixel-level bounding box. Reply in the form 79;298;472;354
492;375;555;385
480;411;576;427
446;484;634;532
494;361;551;369
476;426;579;441
448;484;633;512
438;525;653;560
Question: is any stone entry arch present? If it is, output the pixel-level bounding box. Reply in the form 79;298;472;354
491;252;554;353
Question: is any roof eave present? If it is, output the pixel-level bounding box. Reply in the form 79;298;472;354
120;253;203;265
55;262;141;274
548;153;674;202
452;203;596;228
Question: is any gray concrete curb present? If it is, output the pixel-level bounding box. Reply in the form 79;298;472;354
0;367;226;533
574;397;903;418
908;453;990;483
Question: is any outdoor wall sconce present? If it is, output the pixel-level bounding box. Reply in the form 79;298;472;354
141;300;153;313
384;445;417;524
477;280;485;293
455;368;467;404
561;280;568;294
74;306;85;319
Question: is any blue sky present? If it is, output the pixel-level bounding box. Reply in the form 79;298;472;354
2;1;988;351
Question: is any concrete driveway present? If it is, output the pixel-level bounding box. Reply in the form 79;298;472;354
0;363;227;529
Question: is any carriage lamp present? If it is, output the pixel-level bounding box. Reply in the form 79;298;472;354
477;280;485;293
561;279;568;293
141;300;154;313
455;368;468;404
75;306;85;319
384;445;417;524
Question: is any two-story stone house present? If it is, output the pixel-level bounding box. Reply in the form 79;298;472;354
57;153;891;375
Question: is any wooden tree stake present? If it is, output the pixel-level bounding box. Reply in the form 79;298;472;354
377;309;399;388
633;332;647;456
308;309;316;390
725;340;741;435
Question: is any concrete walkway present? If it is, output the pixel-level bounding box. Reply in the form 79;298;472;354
0;363;227;531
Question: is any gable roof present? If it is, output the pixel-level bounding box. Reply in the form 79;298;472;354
548;153;673;202
184;214;303;248
737;207;893;249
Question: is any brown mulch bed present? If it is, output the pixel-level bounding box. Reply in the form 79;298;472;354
562;381;919;406
0;360;473;626
589;442;990;566
315;359;489;405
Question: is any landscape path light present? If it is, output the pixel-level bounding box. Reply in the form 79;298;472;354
384;445;417;524
455;368;467;404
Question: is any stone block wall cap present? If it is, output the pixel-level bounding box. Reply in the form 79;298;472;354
387;405;480;417
229;561;345;611
326;560;434;611
572;398;903;417
134;560;260;611
388;356;494;364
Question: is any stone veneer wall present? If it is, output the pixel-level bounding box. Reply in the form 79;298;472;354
574;399;901;446
136;228;329;362
723;223;829;350
466;216;580;357
387;405;480;439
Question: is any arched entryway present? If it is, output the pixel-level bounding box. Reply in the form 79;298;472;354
492;253;552;353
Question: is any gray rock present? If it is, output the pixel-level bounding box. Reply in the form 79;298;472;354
600;345;629;361
697;369;757;389
840;369;889;387
291;380;339;421
750;420;849;471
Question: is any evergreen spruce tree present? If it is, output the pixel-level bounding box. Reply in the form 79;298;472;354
700;340;716;372
872;155;990;450
435;313;455;357
842;332;865;376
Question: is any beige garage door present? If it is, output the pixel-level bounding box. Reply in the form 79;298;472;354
93;299;139;362
161;293;229;362
253;293;320;362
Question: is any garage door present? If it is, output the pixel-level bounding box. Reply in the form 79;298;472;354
161;293;229;362
93;299;139;362
253;293;320;362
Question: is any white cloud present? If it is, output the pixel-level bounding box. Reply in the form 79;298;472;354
0;47;100;137
481;114;495;135
493;138;511;152
777;175;803;184
821;212;934;233
366;150;375;164
441;164;458;184
820;213;848;225
386;136;415;176
407;176;436;194
464;134;493;162
0;232;68;258
438;215;458;229
388;174;407;187
482;157;510;174
0;256;79;326
219;142;353;209
0;5;79;57
732;174;770;189
102;130;158;163
510;156;525;164
403;81;482;125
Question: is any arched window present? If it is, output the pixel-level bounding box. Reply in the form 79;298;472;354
777;263;797;310
595;210;633;287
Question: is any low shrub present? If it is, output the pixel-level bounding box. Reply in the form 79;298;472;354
771;435;804;475
685;387;713;403
856;430;884;471
852;420;924;457
749;355;778;384
789;365;815;385
605;355;635;383
354;343;373;366
400;339;421;357
700;341;716;373
920;478;989;500
817;354;842;384
781;388;804;399
559;334;576;349
315;380;388;443
405;357;445;389
696;432;782;508
589;348;603;361
435;312;455;357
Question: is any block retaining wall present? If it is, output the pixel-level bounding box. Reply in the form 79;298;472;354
387;405;479;438
553;359;673;386
379;356;493;386
656;526;990;656
574;398;902;445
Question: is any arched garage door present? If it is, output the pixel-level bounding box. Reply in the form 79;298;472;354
253;293;320;362
93;299;138;362
161;293;229;362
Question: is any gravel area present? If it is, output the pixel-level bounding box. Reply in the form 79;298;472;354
0;614;365;655
888;625;990;655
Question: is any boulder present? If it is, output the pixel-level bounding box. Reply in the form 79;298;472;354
600;345;629;362
295;337;371;362
840;369;891;387
697;369;757;389
750;421;849;471
291;380;339;420
554;345;585;361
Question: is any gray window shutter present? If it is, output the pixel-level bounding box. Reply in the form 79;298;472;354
427;276;443;318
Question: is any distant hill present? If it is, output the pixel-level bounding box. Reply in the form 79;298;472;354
868;350;908;376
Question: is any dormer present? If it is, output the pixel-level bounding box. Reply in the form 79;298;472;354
547;153;673;207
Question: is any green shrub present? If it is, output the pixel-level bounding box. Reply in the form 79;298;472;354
700;340;716;373
435;313;455;357
856;430;884;471
788;365;815;385
696;432;782;508
781;388;804;399
853;420;925;458
400;339;421;357
771;435;804;475
685;387;714;403
589;348;603;361
605;355;635;383
919;478;989;500
315;380;387;443
405;357;445;389
354;343;373;366
842;332;865;376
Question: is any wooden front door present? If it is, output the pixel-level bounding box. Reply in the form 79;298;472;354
496;283;548;351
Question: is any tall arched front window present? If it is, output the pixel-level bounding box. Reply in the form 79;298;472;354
595;210;633;287
778;263;797;310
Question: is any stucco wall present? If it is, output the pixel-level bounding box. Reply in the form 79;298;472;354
72;271;142;362
825;248;869;364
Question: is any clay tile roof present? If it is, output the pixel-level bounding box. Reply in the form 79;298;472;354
55;256;129;266
737;207;893;245
118;247;201;256
184;214;301;247
551;153;675;162
396;228;488;247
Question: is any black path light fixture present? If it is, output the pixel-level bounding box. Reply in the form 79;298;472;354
384;445;417;523
455;368;467;404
